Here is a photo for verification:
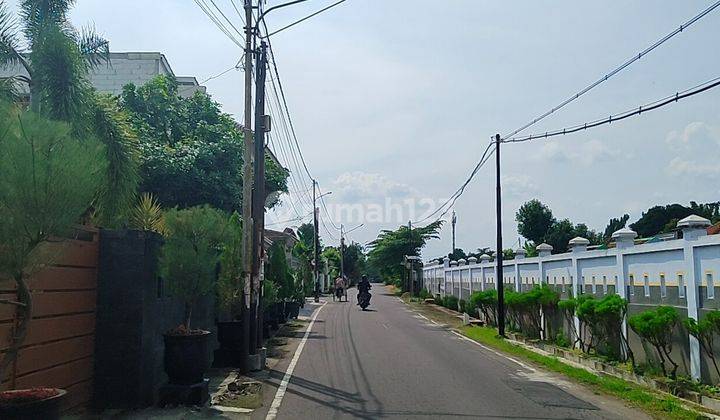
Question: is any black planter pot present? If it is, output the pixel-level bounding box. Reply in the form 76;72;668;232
0;388;66;420
286;301;300;319
164;331;212;385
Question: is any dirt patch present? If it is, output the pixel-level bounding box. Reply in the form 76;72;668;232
215;380;263;409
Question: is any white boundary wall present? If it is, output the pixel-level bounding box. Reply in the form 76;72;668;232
421;216;720;381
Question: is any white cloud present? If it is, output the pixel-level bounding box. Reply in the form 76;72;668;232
667;157;720;178
665;122;720;179
501;174;538;198
538;139;622;166
331;171;417;203
665;121;720;151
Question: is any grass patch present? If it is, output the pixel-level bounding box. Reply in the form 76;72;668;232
406;299;708;419
461;325;703;419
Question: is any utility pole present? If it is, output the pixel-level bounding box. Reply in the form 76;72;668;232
239;0;255;373
408;220;414;296
495;134;505;337
313;180;319;302
340;224;345;282
451;210;457;255
252;41;268;352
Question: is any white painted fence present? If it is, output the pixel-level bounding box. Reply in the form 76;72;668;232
421;215;720;382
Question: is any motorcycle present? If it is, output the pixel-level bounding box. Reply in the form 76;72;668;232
358;290;371;310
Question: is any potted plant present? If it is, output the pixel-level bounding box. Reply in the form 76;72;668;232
0;108;105;419
214;213;246;367
265;242;295;325
262;281;279;336
160;206;227;385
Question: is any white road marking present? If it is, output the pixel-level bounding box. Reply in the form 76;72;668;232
396;297;532;371
265;301;327;420
449;330;535;371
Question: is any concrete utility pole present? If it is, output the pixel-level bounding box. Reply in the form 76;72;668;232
408;220;414;296
495;134;505;337
252;41;268;353
340;224;345;281
239;0;255;373
313;180;319;300
451;210;457;255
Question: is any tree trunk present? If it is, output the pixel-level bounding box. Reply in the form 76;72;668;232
655;344;668;377
0;275;33;384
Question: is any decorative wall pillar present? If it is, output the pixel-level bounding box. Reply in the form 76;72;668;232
480;254;491;291
569;236;589;346
678;215;711;380
612;227;637;360
468;257;477;294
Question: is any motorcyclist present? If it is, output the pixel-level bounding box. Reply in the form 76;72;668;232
357;275;371;305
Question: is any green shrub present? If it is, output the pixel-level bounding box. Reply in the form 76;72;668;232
443;295;459;311
0;106;106;385
685;310;720;379
469;290;498;325
458;299;467;313
629;306;680;378
160;206;228;330
418;288;432;300
555;332;571;348
218;213;243;317
434;294;443;306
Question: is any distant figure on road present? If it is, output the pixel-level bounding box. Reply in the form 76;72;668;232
334;276;346;302
357;275;371;305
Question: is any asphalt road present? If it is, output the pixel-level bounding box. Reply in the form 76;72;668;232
267;286;647;420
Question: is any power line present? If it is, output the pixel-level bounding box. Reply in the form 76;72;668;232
501;0;720;140
262;0;348;38
502;75;720;143
412;142;495;226
207;0;245;39
193;0;244;48
317;184;340;230
261;19;315;182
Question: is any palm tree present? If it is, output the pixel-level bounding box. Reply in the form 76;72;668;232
0;0;138;225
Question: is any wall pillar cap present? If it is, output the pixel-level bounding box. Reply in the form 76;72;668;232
611;227;638;241
677;214;711;229
457;258;467;266
449;260;458;267
479;254;492;262
536;243;553;252
569;237;590;246
467;256;478;264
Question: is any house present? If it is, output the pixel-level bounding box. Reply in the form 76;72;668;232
709;222;720;235
265;227;300;271
0;52;206;99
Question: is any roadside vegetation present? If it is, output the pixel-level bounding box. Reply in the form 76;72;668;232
402;293;710;419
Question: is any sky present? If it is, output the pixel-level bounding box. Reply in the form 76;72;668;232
61;0;720;259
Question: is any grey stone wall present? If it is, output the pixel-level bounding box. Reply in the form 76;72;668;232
93;229;218;409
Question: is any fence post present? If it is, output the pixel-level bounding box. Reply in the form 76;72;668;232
537;244;552;287
536;243;551;340
458;259;466;300
613;227;637;360
514;248;525;292
569;237;589;347
468;257;478;294
449;260;458;297
679;215;711;381
442;257;450;297
480;254;491;291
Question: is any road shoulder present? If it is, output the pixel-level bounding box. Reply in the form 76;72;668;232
400;293;713;420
